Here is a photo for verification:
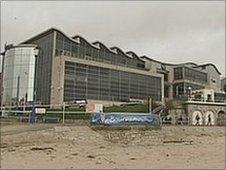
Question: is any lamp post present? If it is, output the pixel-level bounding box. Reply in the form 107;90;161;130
30;47;39;124
176;85;179;97
148;97;152;113
23;72;28;114
188;86;192;101
1;51;5;116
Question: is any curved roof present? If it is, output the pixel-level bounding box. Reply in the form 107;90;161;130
110;46;133;59
140;56;198;66
72;35;100;50
21;27;80;44
141;56;221;75
110;47;144;62
92;41;116;54
20;27;221;75
193;63;221;75
126;51;142;60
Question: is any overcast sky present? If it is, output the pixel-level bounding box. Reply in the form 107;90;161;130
1;1;225;77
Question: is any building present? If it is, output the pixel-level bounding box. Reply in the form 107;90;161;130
141;57;222;101
221;78;226;93
1;27;223;107
0;72;2;106
19;28;164;106
1;44;38;107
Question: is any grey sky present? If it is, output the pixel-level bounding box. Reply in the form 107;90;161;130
1;1;225;77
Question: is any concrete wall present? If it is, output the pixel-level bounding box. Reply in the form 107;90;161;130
165;65;174;99
168;108;186;124
185;102;226;125
143;59;168;101
87;99;127;107
148;60;175;100
221;78;226;92
50;55;65;107
195;65;221;92
204;65;221;92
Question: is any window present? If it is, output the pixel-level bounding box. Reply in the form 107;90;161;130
174;67;183;80
184;67;207;83
64;61;162;102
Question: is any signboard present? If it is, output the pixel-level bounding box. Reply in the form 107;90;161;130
86;101;103;113
94;104;103;113
35;108;46;114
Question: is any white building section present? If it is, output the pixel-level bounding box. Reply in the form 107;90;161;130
2;44;38;106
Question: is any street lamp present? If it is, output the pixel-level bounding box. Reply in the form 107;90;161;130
29;47;39;124
176;85;179;97
188;86;192;100
23;71;28;114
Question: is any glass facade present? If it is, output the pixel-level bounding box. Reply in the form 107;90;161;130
64;61;162;102
22;29;156;105
55;32;146;70
2;46;37;106
184;67;207;83
26;32;54;104
173;82;204;96
174;67;183;80
174;66;207;84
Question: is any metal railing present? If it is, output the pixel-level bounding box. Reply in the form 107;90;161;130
187;97;226;103
0;103;89;124
174;96;226;103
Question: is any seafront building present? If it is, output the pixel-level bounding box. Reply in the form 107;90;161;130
0;28;224;107
221;78;226;93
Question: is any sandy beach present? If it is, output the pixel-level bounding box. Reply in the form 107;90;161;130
1;123;225;169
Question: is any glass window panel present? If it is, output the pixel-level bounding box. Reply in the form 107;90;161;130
64;61;161;102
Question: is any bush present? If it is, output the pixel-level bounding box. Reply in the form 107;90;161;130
104;104;149;113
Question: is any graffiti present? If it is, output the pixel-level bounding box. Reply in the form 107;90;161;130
90;112;160;126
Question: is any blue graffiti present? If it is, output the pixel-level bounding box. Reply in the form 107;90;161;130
90;112;160;126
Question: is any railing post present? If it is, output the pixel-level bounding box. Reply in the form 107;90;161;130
62;102;65;124
149;97;152;113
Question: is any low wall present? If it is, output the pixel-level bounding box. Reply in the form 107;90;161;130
93;128;162;146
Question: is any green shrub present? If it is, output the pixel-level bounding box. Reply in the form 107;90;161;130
104;104;149;113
